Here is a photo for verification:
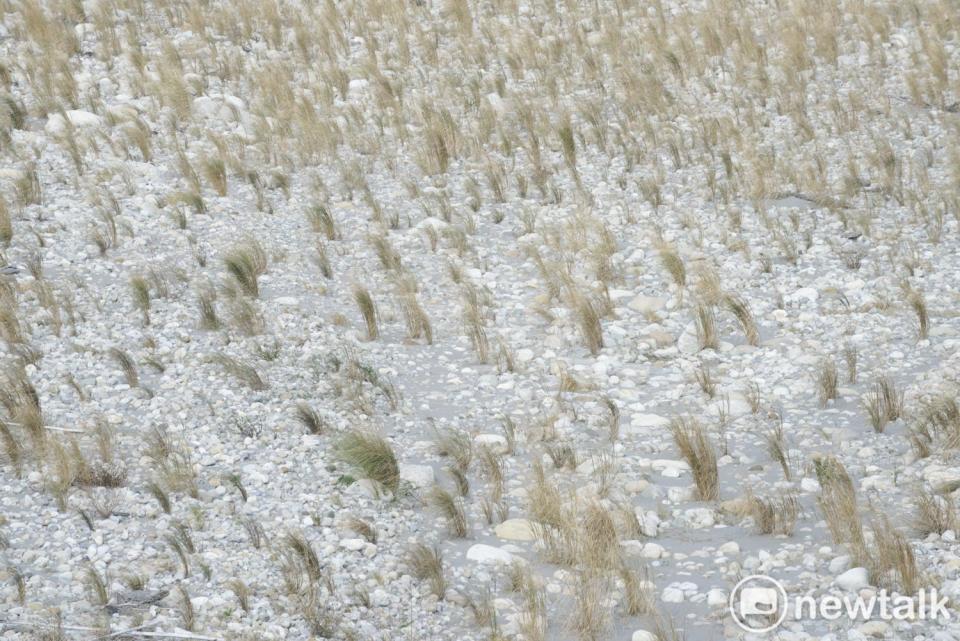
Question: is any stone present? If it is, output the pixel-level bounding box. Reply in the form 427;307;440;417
718;541;740;556
45;110;103;136
828;555;851;574
494;519;537;542
836;567;869;592
399;464;434;488
339;538;365;552
466;544;513;565
859;621;889;637
661;587;684;603
475;433;509;454
629;295;667;315
632;631;658;641
677;322;700;354
634;510;660;537
683;508;716;528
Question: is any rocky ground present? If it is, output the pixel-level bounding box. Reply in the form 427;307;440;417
1;0;960;640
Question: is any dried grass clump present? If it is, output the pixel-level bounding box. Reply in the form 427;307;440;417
916;492;957;537
462;283;489;362
0;197;11;245
228;578;251;612
282;531;324;584
580;502;620;571
0;366;45;453
748;494;800;535
669;417;718;501
294;402;326;435
658;243;686;289
427;485;468;538
196;287;220;330
210;353;268;390
306;204;340;240
864;376;904;432
408;543;446;598
571;291;604;355
569;570;611;641
916;394;960;449
765;415;793;481
527;461;566;527
202;156;227;196
694;363;716;398
108;347;139;388
434;426;473;473
335;430;399;493
618;560;654;616
814;455;867;564
723;293;759;345
843;344;858;383
870;515;921;594
84;563;108;606
907;289;929;340
130;275;150;325
370;233;403;272
693;303;717;351
352;284;379;341
816;358;839;407
223;238;268;297
398;290;432;344
343;516;377;543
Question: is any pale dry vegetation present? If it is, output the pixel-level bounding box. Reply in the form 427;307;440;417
0;0;957;638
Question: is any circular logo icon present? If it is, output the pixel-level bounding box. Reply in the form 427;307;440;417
729;574;788;633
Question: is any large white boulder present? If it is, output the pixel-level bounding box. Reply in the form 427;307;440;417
466;544;513;565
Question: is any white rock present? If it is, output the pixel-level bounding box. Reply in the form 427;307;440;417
632;631;658;641
398;464;434;488
339;538;365;551
677;322;700;354
641;543;665;559
706;588;727;607
348;78;369;93
45;110;103;136
800;477;821;492
474;433;509;454
345;478;391;499
628;295;666;315
828;555;851;574
718;541;740;556
859;621;889;637
486;92;511;115
495;519;537;541
922;464;960;491
836;567;869;592
466;544;513;565
682;508;716;528
516;348;534;363
661;587;684;603
628;414;670;435
634;510;660;537
651;458;689;472
370;588;390;607
787;287;819;305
